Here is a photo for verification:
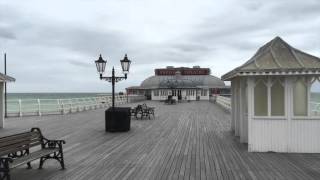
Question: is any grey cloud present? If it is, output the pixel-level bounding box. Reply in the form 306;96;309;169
2;0;320;92
68;60;91;68
171;43;210;53
20;24;129;57
0;28;16;39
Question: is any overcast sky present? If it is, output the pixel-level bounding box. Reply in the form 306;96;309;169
1;0;320;92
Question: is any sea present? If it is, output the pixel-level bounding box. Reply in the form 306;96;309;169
5;92;320;114
7;93;112;100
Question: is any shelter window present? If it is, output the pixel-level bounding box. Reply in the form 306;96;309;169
271;78;285;116
293;78;308;116
309;77;320;116
254;78;268;116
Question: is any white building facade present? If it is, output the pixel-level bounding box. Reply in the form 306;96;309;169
222;37;320;153
127;66;229;101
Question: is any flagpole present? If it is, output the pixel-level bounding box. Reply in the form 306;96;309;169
4;53;7;118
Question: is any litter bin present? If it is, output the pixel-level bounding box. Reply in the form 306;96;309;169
105;107;131;132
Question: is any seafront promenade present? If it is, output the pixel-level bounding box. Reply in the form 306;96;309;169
1;101;320;180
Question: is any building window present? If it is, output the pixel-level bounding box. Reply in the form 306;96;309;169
293;78;308;116
154;90;159;96
254;78;268;116
172;90;176;96
271;79;285;116
201;90;207;96
160;90;167;96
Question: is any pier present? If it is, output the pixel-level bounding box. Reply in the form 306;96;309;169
1;101;320;180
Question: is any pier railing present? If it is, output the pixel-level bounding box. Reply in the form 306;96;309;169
7;95;146;117
210;95;231;112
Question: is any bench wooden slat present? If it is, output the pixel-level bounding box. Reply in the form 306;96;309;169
0;133;32;144
0;131;43;156
10;148;59;168
0;132;39;142
0;136;32;148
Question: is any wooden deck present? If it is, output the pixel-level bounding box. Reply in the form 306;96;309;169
1;101;320;180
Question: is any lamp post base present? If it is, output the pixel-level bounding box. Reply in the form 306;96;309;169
105;107;131;132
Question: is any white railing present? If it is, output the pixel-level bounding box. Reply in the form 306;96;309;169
7;95;145;117
211;95;231;112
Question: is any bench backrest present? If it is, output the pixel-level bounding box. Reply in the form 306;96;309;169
0;128;43;157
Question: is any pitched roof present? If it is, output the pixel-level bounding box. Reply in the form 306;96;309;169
0;73;15;82
222;36;320;80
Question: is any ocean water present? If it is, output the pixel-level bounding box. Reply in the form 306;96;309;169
7;93;111;100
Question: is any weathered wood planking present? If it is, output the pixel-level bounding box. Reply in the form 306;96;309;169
0;101;320;180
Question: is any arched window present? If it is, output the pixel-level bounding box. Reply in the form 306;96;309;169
310;77;320;116
254;78;268;116
293;78;308;116
271;78;285;116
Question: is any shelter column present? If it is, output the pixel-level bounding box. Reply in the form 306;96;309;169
247;77;254;151
235;78;240;136
240;78;248;143
231;80;235;132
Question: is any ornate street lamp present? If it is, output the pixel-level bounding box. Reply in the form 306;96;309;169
95;54;131;109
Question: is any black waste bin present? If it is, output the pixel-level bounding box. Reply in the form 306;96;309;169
105;107;131;132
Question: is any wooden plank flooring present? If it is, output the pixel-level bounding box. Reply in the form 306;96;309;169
1;101;320;180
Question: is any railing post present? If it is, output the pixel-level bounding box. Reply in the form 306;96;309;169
18;99;22;117
69;99;73;113
61;100;65;114
37;99;42;116
94;97;100;109
57;99;61;114
77;99;80;112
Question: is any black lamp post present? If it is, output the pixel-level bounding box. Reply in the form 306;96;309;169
95;54;131;109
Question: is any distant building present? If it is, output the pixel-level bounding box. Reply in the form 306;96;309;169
126;66;230;101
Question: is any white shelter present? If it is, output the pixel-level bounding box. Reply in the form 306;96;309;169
0;73;15;128
222;37;320;153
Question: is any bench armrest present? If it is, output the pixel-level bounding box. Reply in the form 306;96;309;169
0;157;13;168
42;138;66;149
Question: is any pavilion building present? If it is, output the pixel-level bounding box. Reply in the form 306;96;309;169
126;66;229;101
222;36;320;153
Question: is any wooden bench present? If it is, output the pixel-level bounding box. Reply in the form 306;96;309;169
0;128;65;180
